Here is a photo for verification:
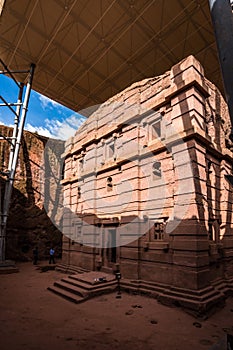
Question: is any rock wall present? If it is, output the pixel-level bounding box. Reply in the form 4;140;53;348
0;126;64;261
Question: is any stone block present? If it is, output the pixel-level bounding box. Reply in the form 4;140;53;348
120;246;139;260
171;239;209;251
171;55;205;80
140;262;172;284
172;252;209;268
120;260;139;279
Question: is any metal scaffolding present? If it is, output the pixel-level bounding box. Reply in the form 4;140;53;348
0;60;35;262
209;0;233;133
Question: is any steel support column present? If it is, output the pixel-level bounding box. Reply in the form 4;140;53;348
0;62;35;262
209;0;233;130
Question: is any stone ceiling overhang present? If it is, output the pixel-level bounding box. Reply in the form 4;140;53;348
0;0;221;115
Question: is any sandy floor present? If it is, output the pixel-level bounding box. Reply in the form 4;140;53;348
0;262;233;350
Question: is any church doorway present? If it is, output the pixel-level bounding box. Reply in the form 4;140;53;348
102;227;118;268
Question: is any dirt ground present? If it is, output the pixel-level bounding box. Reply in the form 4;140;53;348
0;262;233;350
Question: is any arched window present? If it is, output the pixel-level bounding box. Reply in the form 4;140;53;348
107;176;113;191
77;186;81;199
152;161;161;180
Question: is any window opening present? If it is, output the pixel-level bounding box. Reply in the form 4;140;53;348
152;121;161;138
109;143;115;158
152;161;161;180
79;159;84;172
107;176;113;191
154;222;165;240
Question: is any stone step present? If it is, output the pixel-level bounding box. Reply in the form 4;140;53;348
121;280;165;294
138;283;165;294
159;287;221;302
120;280;140;289
120;283;168;300
87;284;117;298
54;278;117;297
62;276;117;291
50;281;117;301
134;280;215;298
121;279;224;304
0;266;19;274
211;279;233;296
55;263;89;274
47;285;86;304
157;291;225;316
48;271;118;303
68;272;115;285
169;285;214;297
54;281;88;298
132;288;160;299
212;279;227;287
0;260;19;274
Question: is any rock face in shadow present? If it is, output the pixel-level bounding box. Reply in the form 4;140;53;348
0;126;64;261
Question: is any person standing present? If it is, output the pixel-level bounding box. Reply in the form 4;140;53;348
49;247;55;264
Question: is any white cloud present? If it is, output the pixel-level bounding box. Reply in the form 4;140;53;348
25;123;53;138
0;90;87;140
25;113;86;140
44;114;86;140
39;95;60;110
0;116;85;141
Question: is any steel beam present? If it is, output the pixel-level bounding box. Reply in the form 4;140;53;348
0;63;35;262
209;0;233;132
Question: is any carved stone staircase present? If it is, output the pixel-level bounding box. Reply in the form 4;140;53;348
48;270;232;316
120;279;226;317
48;271;117;304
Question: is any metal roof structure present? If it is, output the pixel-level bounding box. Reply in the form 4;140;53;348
0;0;222;114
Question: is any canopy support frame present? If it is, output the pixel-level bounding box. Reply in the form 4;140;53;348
0;62;35;262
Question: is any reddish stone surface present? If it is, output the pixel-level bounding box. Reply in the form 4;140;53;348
0;127;63;261
61;56;233;314
1;262;233;350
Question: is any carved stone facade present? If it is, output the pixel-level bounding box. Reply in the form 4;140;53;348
61;56;233;314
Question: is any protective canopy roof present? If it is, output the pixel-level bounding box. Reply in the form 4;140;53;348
0;0;222;114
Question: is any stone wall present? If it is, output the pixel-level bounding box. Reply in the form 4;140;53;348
61;55;233;313
0;126;64;261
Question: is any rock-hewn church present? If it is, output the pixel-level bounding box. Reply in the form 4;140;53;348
60;56;233;314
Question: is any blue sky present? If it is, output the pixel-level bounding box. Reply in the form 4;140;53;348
0;74;86;140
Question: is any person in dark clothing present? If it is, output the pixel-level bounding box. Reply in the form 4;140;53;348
49;247;55;264
32;246;38;265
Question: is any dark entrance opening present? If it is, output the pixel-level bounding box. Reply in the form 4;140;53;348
107;229;117;264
